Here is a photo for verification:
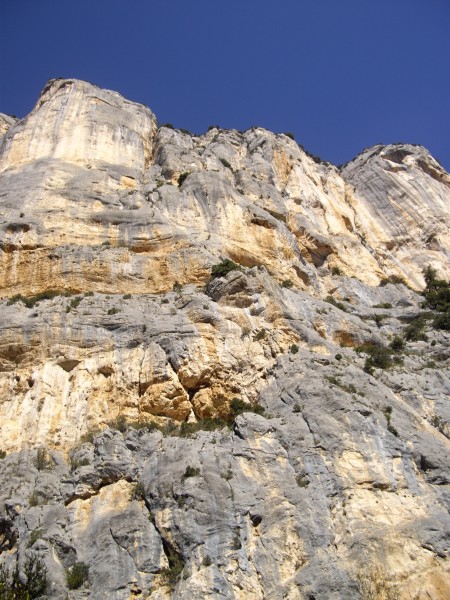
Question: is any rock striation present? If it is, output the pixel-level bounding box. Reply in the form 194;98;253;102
0;79;449;599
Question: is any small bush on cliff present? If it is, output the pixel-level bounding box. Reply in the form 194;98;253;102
69;456;90;472
373;314;385;328
430;415;450;439
107;415;128;432
403;315;428;341
66;562;89;590
389;336;405;352
34;448;53;471
253;328;267;341
0;553;48;599
130;482;145;501
422;265;450;331
383;405;399;437
179;418;227;437
6;290;68;308
356;343;396;373
183;466;200;479
379;275;407;287
325;295;347;312
27;529;45;548
229;398;265;418
160;547;184;589
210;259;240;280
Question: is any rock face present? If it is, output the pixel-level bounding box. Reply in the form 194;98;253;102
0;79;449;599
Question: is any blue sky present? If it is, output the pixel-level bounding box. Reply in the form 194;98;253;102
1;0;449;169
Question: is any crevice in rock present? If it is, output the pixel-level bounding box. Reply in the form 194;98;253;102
0;516;17;551
64;475;124;506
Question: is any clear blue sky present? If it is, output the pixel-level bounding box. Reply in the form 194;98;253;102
1;0;449;169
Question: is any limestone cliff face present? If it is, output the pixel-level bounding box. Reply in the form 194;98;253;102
0;80;449;599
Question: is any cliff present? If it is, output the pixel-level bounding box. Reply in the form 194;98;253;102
0;79;448;599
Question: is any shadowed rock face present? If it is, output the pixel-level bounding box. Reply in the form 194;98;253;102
0;79;449;599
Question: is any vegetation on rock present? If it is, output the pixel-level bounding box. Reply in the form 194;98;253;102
210;259;241;279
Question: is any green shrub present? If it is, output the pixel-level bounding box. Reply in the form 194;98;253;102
229;398;265;418
173;281;182;294
130;420;162;433
29;492;41;507
380;275;407;287
161;123;174;129
79;428;99;444
70;456;90;472
70;296;82;309
107;307;120;315
160;547;184;589
404;316;428;341
335;353;342;361
420;267;450;331
179;418;227;437
290;344;299;354
0;450;6;460
66;562;89;590
383;406;399;437
331;266;342;276
231;533;242;550
326;376;362;396
202;555;212;567
130;482;145;501
357;343;394;372
281;279;294;288
183;466;200;479
6;294;24;306
210;259;240;279
253;328;267;341
108;415;128;432
0;553;48;599
373;314;385;327
325;295;347;312
296;474;310;488
373;302;392;309
432;312;449;330
34;448;53;471
430;415;449;439
221;467;233;481
27;529;45;548
123;293;132;299
6;290;67;309
389;336;404;352
283;132;295;140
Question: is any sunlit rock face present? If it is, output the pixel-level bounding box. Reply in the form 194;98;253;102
0;80;449;599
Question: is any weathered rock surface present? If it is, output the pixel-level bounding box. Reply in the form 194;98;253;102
0;79;449;599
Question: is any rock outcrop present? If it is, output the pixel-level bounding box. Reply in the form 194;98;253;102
0;79;449;599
